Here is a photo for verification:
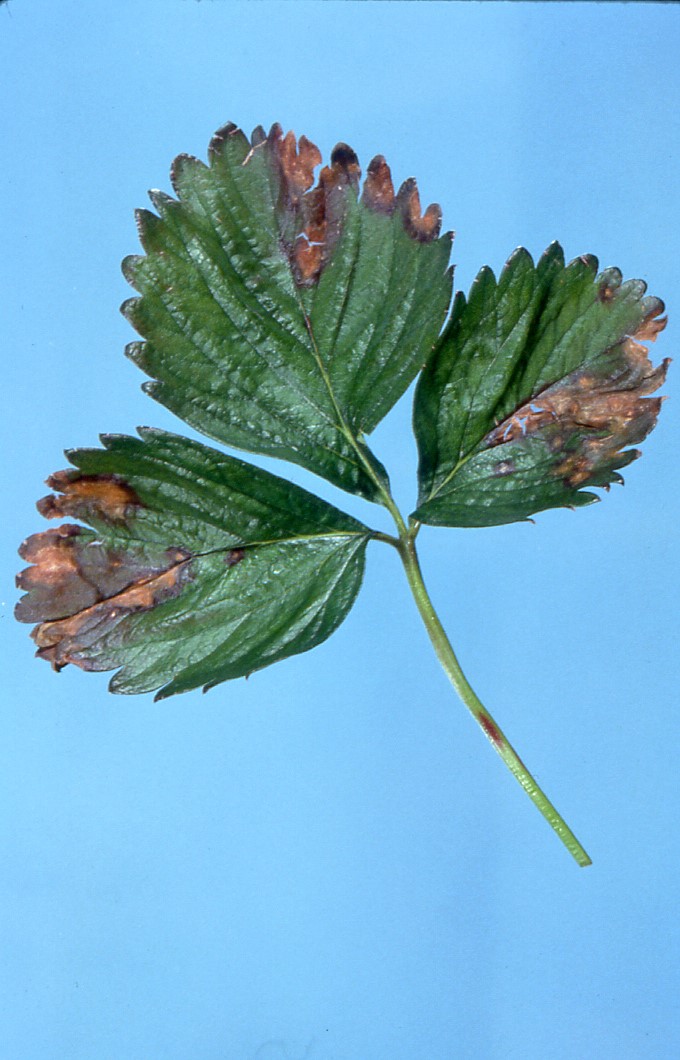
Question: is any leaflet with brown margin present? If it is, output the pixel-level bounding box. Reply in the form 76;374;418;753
122;121;452;501
412;243;670;527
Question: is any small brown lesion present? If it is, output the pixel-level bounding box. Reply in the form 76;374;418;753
15;523;192;672
597;281;616;303
37;471;142;524
483;303;670;489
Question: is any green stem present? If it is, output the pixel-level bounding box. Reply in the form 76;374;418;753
320;355;590;865
395;529;592;868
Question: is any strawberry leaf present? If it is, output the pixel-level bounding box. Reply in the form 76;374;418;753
122;123;452;501
16;430;369;698
412;243;669;527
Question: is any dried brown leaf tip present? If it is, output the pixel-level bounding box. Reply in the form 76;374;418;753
396;178;443;243
256;123;444;285
36;471;141;523
267;125;323;206
15;523;192;672
362;155;396;214
485;303;670;488
16;471;193;673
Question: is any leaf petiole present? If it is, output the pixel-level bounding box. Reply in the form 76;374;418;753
322;362;590;865
390;523;592;867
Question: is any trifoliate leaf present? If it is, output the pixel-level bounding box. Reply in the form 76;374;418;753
412;244;669;527
16;430;369;698
122;122;453;501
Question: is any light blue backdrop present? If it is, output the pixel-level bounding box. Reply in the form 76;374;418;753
2;3;678;1058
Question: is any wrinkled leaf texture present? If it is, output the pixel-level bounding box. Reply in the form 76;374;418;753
17;431;369;698
413;243;668;526
122;122;452;501
16;121;669;698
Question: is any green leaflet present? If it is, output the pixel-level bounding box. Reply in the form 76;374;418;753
412;244;669;527
16;430;369;698
122;123;452;501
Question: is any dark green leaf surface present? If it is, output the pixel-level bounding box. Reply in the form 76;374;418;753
413;244;668;526
122;123;452;501
16;430;369;698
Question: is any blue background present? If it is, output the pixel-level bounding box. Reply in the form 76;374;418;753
2;3;679;1057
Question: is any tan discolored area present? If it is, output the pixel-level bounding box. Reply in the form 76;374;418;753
396;179;443;243
362;155;396;214
289;140;361;286
37;471;142;523
255;124;445;286
16;525;102;621
484;308;670;489
267;124;322;206
16;523;192;672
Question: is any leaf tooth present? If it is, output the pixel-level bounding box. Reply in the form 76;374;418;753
134;206;166;252
208;121;242;159
147;189;177;216
250;125;267;147
124;338;145;365
136;426;162;443
636;298;667;339
266;120;283;144
266;123;323;205
565;252;598;278
395;177;442;243
142;380;162;400
329;142;361;191
537;241;565;272
501;245;535;276
170;153;208;198
135;204;158;231
120;299;142;329
362;155;396;214
469;263;498;299
617;277;648;301
597;265;623;287
98;432;130;450
121;254;144;285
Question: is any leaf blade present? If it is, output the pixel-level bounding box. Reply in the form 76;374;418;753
413;244;669;527
16;430;370;696
123;123;452;501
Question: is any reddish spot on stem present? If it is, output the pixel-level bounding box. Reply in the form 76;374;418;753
480;713;504;748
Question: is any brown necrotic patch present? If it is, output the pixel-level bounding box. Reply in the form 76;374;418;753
362;155;396;214
483;305;669;489
266;123;323;207
15;524;192;672
396;178;443;242
254;123;445;286
37;471;142;524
